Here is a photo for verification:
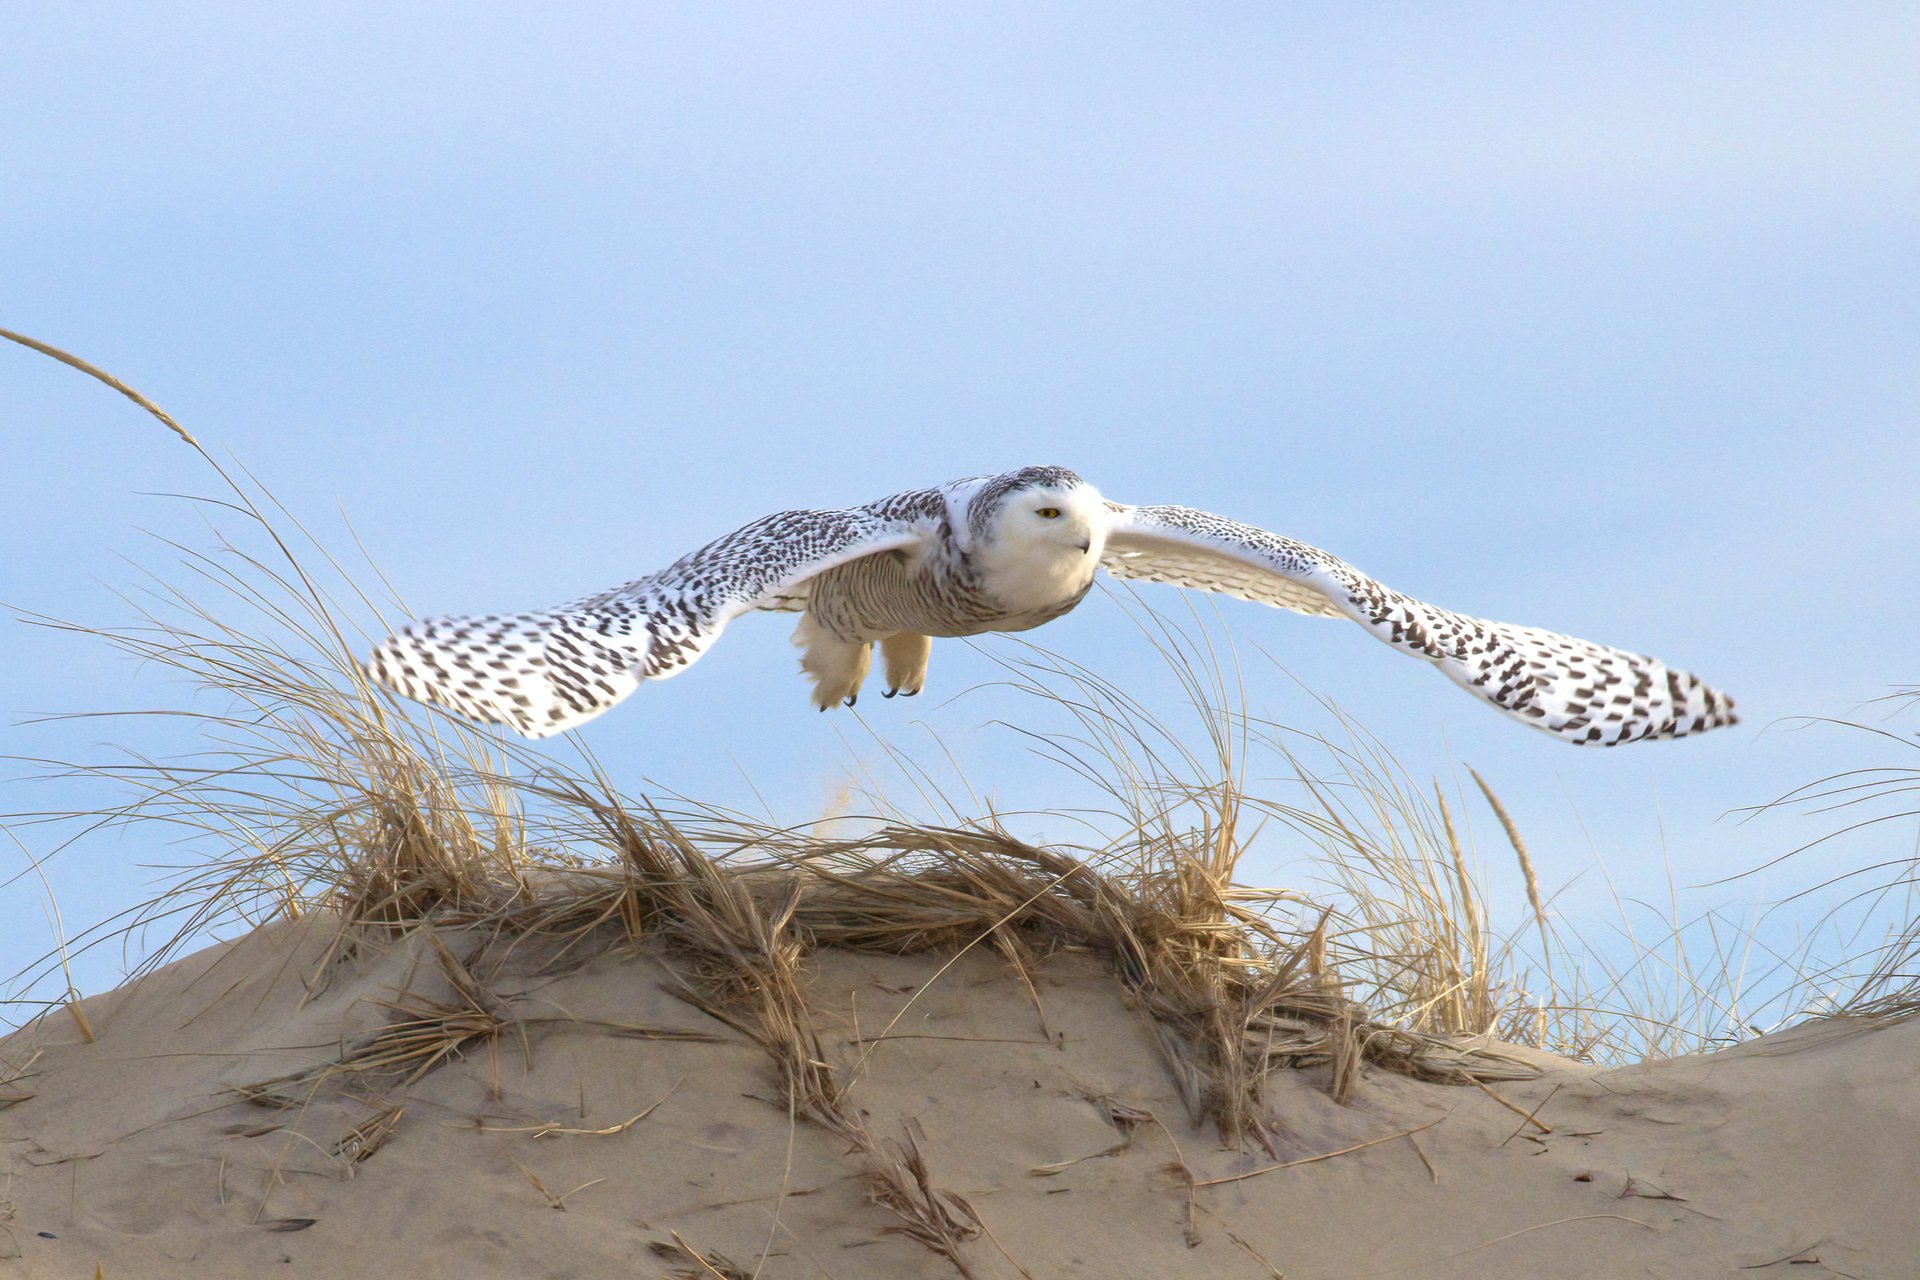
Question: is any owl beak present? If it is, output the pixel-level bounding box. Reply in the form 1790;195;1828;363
1075;539;1091;554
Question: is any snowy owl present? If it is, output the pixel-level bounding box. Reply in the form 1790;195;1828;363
366;466;1736;746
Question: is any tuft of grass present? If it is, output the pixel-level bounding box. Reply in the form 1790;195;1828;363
235;933;509;1106
0;1048;38;1113
330;1103;404;1168
2;829;94;1042
863;1123;989;1275
649;1233;753;1280
1728;690;1920;1023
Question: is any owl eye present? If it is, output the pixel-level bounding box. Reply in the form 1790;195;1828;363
1035;507;1062;519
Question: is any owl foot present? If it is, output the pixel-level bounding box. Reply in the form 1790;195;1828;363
879;632;930;701
795;617;872;711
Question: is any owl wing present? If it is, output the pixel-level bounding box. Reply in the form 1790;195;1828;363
367;506;928;737
1100;504;1736;746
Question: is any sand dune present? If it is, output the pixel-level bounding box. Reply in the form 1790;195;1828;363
2;918;1914;1279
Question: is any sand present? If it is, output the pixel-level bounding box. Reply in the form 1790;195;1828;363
2;917;1914;1279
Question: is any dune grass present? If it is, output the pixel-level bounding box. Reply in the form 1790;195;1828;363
1722;692;1920;1023
7;330;1909;1065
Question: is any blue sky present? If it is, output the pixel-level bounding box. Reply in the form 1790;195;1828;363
4;4;1918;1016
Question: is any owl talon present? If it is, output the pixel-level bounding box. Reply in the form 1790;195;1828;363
883;688;899;698
844;694;857;708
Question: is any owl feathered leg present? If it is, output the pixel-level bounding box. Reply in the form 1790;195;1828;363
793;613;872;709
880;632;930;697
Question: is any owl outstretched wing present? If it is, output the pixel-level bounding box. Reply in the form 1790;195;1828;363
1101;504;1736;746
367;506;928;737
